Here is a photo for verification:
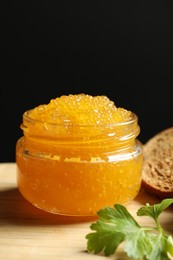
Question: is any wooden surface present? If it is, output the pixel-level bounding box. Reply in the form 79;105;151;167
0;163;173;260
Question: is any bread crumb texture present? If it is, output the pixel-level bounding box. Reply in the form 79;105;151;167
142;127;173;198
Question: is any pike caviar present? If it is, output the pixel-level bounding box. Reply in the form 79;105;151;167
16;94;143;216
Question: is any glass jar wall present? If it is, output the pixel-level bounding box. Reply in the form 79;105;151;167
16;110;143;216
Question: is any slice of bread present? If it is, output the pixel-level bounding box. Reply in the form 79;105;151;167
142;127;173;198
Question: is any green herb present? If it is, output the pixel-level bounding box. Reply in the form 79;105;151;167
86;198;173;260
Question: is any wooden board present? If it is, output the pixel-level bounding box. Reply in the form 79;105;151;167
0;163;173;260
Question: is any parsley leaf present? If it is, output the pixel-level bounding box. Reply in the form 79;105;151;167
86;198;173;260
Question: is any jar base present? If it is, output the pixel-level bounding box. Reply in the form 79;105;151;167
28;200;100;222
18;187;138;219
33;203;98;217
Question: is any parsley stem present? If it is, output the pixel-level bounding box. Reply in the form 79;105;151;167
155;216;164;233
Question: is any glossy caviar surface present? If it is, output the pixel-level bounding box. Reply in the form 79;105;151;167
16;94;143;216
28;94;132;125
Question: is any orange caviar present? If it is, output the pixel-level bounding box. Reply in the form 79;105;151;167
16;94;143;216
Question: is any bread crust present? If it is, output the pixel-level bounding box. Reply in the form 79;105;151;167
142;127;173;198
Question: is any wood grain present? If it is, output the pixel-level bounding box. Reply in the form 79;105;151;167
0;163;173;260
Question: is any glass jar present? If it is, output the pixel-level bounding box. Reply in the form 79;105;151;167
16;109;143;216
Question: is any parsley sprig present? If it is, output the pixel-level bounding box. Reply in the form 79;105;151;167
86;198;173;260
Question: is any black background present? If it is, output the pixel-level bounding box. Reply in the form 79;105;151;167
1;1;173;162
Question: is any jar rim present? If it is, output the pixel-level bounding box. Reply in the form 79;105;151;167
23;109;138;128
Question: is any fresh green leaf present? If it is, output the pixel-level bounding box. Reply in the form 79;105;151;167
123;228;154;259
137;198;173;219
167;236;173;257
145;233;169;260
86;221;124;256
98;204;141;232
85;198;173;260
